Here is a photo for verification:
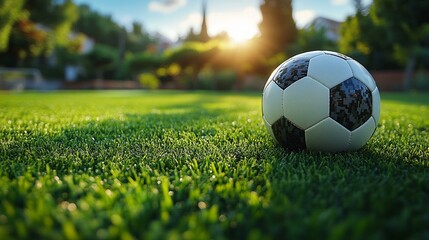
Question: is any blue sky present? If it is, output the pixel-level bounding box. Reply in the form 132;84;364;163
73;0;371;41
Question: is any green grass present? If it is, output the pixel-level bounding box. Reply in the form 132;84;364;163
0;90;428;240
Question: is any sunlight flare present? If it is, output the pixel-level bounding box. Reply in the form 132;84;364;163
209;7;260;43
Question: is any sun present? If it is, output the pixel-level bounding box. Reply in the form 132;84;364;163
225;24;257;44
207;7;261;44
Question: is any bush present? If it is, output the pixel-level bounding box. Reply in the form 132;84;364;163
198;68;237;90
198;68;216;90
128;52;164;75
138;73;160;90
216;69;237;90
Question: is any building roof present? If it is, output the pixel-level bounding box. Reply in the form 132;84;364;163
304;16;342;42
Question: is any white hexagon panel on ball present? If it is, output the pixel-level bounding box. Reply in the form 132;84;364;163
263;116;277;144
283;76;329;130
308;54;353;89
262;81;284;125
348;117;376;151
305;118;351;152
347;59;377;91
289;50;324;61
372;88;381;126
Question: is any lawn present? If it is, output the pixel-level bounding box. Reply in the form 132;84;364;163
0;90;428;239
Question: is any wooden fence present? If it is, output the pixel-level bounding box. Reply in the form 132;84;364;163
371;70;429;91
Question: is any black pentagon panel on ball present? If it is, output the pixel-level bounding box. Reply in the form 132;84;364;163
271;117;306;150
273;59;310;90
330;77;372;131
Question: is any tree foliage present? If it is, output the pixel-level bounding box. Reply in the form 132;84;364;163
73;4;153;54
339;0;429;89
371;0;429;55
128;52;164;75
73;4;121;48
370;0;429;78
340;0;429;65
11;19;50;61
0;0;80;66
83;44;118;79
290;27;337;55
339;12;396;69
164;41;216;88
126;22;153;53
25;0;79;46
0;0;26;52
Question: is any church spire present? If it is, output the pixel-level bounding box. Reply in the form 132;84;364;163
199;0;209;42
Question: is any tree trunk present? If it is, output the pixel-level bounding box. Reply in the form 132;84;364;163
403;51;416;91
116;27;126;79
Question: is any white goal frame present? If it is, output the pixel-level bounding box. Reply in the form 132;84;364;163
0;67;44;90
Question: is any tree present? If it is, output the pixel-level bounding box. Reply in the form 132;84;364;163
258;0;297;54
290;27;337;55
0;0;26;52
84;44;117;79
0;0;80;67
126;22;153;53
127;52;164;76
24;0;79;46
74;5;154;80
182;27;199;42
340;0;429;89
2;19;51;67
53;0;79;46
352;0;365;14
370;0;429;89
73;4;154;53
165;41;217;89
339;11;396;69
73;4;121;48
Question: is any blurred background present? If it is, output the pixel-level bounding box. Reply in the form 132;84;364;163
0;0;428;91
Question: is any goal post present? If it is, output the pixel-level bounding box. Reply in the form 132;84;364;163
0;67;44;90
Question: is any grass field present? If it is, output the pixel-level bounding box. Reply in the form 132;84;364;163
0;90;428;239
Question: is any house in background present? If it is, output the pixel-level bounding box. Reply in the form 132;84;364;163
147;32;172;55
65;32;95;82
305;16;342;42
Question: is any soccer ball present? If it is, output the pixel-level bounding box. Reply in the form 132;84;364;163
262;51;380;152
